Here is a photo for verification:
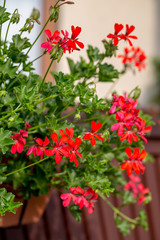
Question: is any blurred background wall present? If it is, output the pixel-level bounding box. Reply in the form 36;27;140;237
57;0;157;107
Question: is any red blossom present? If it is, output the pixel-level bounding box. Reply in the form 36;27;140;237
84;121;103;146
119;24;138;46
59;127;74;140
27;136;50;160
107;23;124;46
68;137;82;167
118;47;147;71
41;29;61;53
66;26;84;52
60;187;98;214
135;118;151;143
46;132;69;163
125;174;149;204
10;129;28;154
25;122;31;131
41;26;84;54
121;147;146;175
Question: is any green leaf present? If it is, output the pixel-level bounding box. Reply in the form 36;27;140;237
68;205;82;223
87;45;104;62
0;128;14;154
0;165;7;184
122;190;136;205
138;209;148;230
0;188;22;216
0;6;10;24
0;59;18;78
99;63;119;82
114;215;131;236
11;34;31;51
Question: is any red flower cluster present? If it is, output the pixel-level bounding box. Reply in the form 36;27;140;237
41;25;84;54
10;123;31;154
110;93;151;144
125;174;149;204
121;147;146;175
107;23;137;46
27;127;82;166
118;47;147;71
60;186;98;214
83;121;103;146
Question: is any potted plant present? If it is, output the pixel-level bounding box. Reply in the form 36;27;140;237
0;0;154;235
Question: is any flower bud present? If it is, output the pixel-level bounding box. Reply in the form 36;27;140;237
9;117;14;122
49;6;60;22
74;113;81;120
11;9;20;24
133;87;141;99
30;8;40;24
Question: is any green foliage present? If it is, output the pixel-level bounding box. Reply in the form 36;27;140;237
99;63;119;82
68;205;82;223
114;215;132;236
121;190;136;205
0;128;14;154
0;188;22;216
138;209;148;230
0;6;10;25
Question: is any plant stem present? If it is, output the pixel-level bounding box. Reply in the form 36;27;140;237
39;58;54;91
3;0;6;7
57;110;77;121
26;16;50;56
98;191;138;225
4;20;11;47
73;114;106;124
34;94;58;105
29;123;46;131
0;0;7;49
0;105;22;122
6;157;50;177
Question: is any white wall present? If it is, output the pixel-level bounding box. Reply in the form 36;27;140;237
2;0;43;73
57;0;156;107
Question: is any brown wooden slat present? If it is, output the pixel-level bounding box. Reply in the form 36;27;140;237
97;196;120;240
25;219;46;240
83;203;104;240
63;207;87;240
141;161;160;240
5;228;24;240
45;190;68;240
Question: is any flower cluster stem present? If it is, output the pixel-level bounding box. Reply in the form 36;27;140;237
98;191;138;225
6;157;50;177
26;16;51;56
39;58;54;91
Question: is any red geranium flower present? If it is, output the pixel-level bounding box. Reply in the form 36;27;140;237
46;132;69;163
60;187;98;214
125;174;149;204
66;26;84;52
121;147;146;175
107;23;124;46
68;137;82;167
10;129;28;154
119;24;138;46
84;121;103;146
41;29;61;53
27;136;50;160
118;47;147;71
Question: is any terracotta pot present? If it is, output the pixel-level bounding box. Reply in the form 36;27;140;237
0;193;51;228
